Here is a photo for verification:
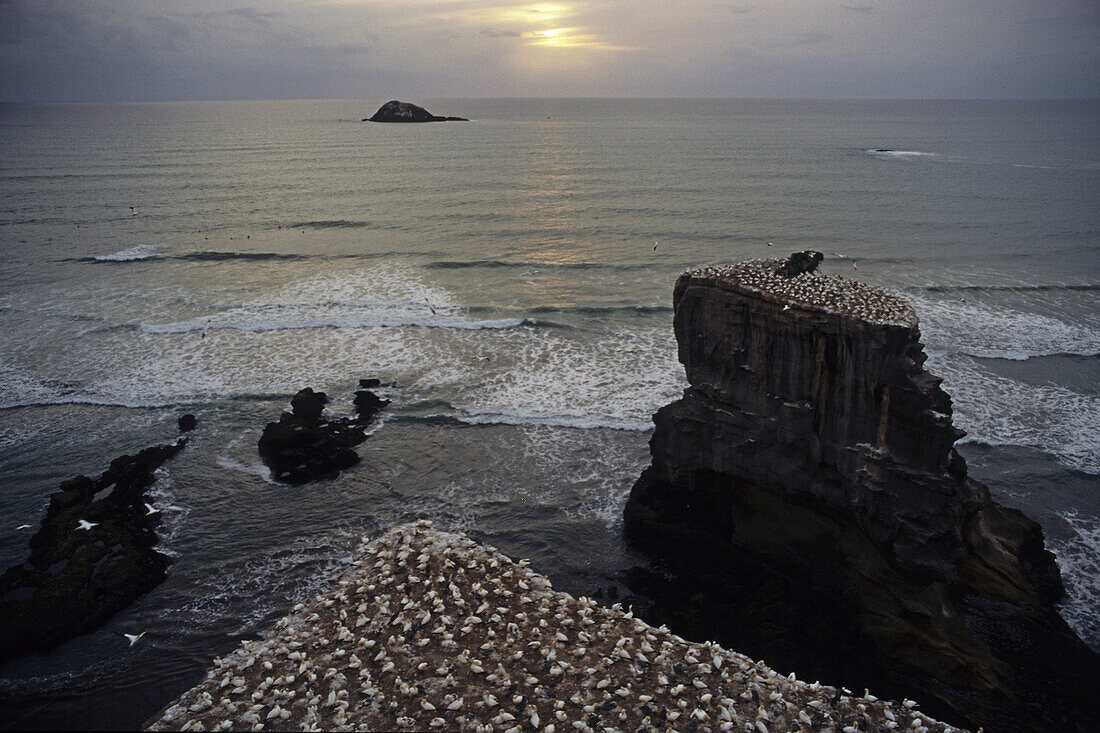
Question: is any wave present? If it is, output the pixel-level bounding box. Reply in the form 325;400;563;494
90;246;163;262
285;219;373;229
426;259;651;272
921;284;1100;294
866;148;936;158
139;305;549;334
911;294;1100;361
176;250;308;262
530;304;672;315
929;354;1099;475
1052;511;1100;651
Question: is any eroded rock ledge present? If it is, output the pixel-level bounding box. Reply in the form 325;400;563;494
0;435;186;663
145;522;958;733
623;257;1100;732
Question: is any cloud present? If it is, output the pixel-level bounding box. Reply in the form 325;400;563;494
1;0;1097;100
224;7;282;25
773;31;832;48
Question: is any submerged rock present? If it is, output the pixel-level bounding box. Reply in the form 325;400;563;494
623;257;1100;732
364;100;468;123
0;437;186;663
257;383;389;484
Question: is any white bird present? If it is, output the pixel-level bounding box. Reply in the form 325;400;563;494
653;240;659;250
767;241;773;246
15;524;31;530
129;206;138;216
144;503;160;515
76;519;99;531
830;252;846;258
124;632;146;646
852;262;858;270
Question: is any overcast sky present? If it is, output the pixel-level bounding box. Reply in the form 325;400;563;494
1;0;1097;102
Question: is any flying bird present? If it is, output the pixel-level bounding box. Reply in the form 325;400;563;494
15;524;31;531
425;297;436;316
144;503;160;515
76;519;99;531
653;240;659;250
123;632;146;646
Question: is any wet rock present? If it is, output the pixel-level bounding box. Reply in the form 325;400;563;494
776;249;823;277
364;100;468;123
290;387;327;421
353;388;389;424
177;413;197;432
0;438;186;663
623;260;1100;732
258;383;389;484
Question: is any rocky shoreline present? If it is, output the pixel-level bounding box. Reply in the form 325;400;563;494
0;435;187;663
146;521;960;733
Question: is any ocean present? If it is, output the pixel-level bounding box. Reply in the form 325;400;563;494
0;98;1096;729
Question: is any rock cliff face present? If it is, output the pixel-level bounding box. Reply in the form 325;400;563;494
623;257;1100;732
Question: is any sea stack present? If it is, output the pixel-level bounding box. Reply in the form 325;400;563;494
623;255;1100;732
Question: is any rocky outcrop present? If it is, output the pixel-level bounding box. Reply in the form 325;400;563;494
623;257;1100;732
363;100;468;123
0;436;186;663
257;384;389;484
146;522;958;733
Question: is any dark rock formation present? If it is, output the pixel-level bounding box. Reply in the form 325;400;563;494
623;258;1100;732
0;439;186;663
364;100;468;123
178;413;197;432
776;250;823;278
258;384;389;485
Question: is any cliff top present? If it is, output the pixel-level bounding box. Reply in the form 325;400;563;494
687;258;917;328
146;521;958;732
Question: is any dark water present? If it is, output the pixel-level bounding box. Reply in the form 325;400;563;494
0;98;1097;729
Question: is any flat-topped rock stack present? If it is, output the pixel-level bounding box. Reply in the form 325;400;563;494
146;522;959;733
624;255;1100;732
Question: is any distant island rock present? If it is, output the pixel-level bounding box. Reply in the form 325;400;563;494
363;100;468;123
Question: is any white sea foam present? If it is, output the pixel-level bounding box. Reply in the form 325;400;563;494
93;245;160;261
159;533;359;635
866;149;936;158
1052;510;1100;651
141;303;526;334
215;456;278;484
433;326;687;432
912;294;1100;360
926;353;1099;474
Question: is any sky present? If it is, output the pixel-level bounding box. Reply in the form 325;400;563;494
1;0;1097;102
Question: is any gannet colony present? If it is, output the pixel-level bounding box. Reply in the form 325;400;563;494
688;259;918;328
146;521;959;732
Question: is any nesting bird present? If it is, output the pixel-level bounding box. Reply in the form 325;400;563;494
688;256;916;327
146;522;961;732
